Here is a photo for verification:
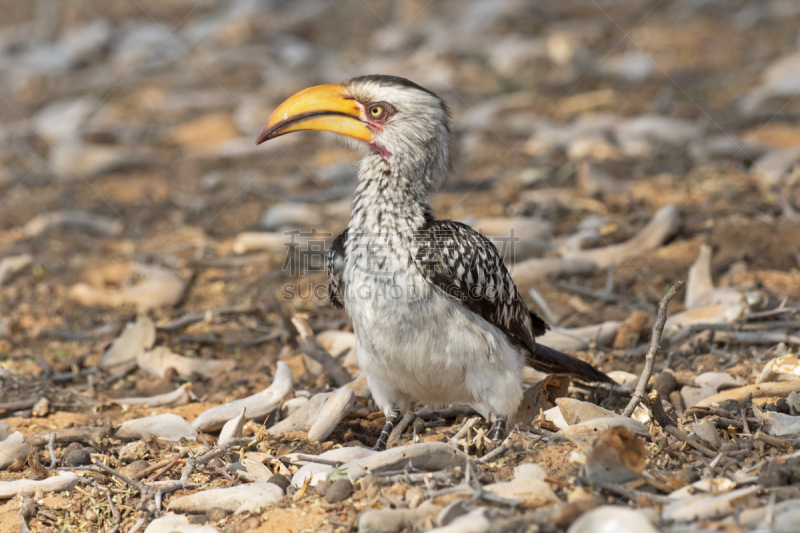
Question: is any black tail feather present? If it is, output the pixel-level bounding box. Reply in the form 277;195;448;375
530;343;613;383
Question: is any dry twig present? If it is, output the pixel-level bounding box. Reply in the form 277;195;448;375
754;431;795;451
477;437;515;464
645;390;718;458
157;304;257;332
387;412;416;446
622;281;684;417
294;454;344;467
448;416;481;447
154;458;199;512
25;424;112;447
146;454;183;482
91;459;152;497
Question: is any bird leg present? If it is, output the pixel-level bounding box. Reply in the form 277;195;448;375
490;416;507;442
373;408;402;451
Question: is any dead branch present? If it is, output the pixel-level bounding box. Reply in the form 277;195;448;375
294;454;344;467
133;457;177;481
91;459;152;497
146;454;183;482
622;281;684;417
644;390;677;428
593;482;672;505
25;424;112;447
195;437;255;465
646;390;718;458
664;426;718;458
154;458;199;512
554;281;656;311
448;416;481;447
477;432;519;465
754;431;795;451
178;331;283;346
157;304;258;333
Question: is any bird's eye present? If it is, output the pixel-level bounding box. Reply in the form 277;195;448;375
368;104;387;120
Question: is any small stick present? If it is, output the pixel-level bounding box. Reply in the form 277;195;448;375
477;442;510;464
294;454;343;467
155;458;199;512
516;424;555;437
622;281;684;417
200;464;236;484
157;304;257;333
178;331;283;347
664;426;718;458
740;404;752;436
133;457;175;481
91;459;151;496
448;416;480;447
594;482;672;505
18;497;33;533
47;433;57;469
754;431;794;450
295;473;313;500
146;454;182;482
128;517;147;533
644;390;676;428
645;391;717;458
641;472;677;494
740;306;800;321
554;281;655;311
24;424;112;447
195;437;254;464
106;491;121;526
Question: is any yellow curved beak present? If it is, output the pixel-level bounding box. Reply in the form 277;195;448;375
255;84;372;145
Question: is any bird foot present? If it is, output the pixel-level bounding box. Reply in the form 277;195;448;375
372;408;401;451
489;416;507;442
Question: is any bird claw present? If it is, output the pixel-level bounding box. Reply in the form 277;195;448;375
372;408;401;452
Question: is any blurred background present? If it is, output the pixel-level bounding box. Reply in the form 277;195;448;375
1;0;800;389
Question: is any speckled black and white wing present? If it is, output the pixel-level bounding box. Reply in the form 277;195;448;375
412;220;547;349
413;220;612;382
328;229;348;309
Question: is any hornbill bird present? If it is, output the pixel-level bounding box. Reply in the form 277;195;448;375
256;75;612;450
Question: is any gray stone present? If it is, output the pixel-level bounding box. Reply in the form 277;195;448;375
324;478;353;504
115;413;197;441
0;472;80;499
268;474;291;492
167;483;284;514
569;506;658;533
61;444;92;467
359;504;441;533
